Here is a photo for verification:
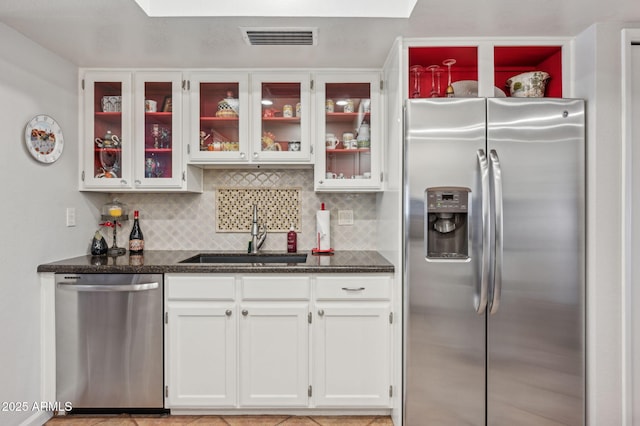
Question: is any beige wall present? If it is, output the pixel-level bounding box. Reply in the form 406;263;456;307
0;23;101;426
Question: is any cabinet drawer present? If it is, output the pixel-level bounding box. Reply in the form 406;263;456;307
314;275;391;300
242;276;310;300
166;274;235;300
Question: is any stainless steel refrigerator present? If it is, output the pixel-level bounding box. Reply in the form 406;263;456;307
403;98;585;425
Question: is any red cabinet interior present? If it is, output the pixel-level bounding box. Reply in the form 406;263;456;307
199;82;240;151
144;81;173;178
408;45;562;98
494;46;562;98
408;47;478;98
93;82;123;178
325;82;371;179
261;82;301;151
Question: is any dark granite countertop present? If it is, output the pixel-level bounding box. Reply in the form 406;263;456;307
37;250;394;274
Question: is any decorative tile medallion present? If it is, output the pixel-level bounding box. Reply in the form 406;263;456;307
216;187;301;232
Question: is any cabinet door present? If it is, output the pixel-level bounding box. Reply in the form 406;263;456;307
134;71;184;188
166;303;237;408
188;72;250;163
314;72;382;191
313;303;391;407
81;71;133;190
239;303;309;407
250;72;311;163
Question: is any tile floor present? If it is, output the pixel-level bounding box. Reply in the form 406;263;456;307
45;414;394;425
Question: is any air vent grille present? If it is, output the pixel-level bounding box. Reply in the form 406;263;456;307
241;28;317;46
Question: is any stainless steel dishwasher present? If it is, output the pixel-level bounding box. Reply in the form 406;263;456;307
55;273;164;411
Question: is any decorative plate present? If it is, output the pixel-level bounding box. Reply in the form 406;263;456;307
24;114;64;163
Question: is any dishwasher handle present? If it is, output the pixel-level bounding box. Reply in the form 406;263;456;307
56;282;159;292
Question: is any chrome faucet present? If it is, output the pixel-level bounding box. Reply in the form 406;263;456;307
250;204;267;253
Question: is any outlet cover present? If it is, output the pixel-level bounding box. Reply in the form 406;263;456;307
338;210;354;226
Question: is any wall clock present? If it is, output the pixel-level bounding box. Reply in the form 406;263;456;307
24;114;64;163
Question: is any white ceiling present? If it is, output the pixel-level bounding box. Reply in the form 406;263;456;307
1;0;639;69
134;0;419;18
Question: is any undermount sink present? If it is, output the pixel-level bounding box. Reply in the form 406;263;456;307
179;253;308;264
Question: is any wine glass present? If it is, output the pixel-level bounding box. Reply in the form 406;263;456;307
443;59;456;97
426;65;442;97
145;155;156;178
151;123;160;148
409;65;424;98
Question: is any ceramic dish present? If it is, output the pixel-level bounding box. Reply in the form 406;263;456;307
451;80;507;98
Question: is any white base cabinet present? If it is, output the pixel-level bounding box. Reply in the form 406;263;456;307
239;303;309;407
313;275;393;408
164;273;393;412
165;275;237;408
166;304;237;407
313;304;391;407
239;274;311;407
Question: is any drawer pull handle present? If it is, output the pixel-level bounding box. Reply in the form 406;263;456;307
342;287;365;292
226;309;232;317
242;309;248;316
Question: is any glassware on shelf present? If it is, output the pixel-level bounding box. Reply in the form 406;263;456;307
443;59;457;97
426;65;443;97
160;127;171;148
145;154;159;178
151;123;160;148
409;65;425;98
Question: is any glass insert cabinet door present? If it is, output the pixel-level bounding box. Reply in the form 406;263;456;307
188;72;249;162
251;73;311;162
135;72;183;188
82;71;133;190
315;73;381;191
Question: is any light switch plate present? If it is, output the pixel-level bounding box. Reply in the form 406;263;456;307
338;210;354;225
66;207;76;227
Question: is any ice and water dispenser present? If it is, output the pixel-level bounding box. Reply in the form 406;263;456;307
425;187;470;260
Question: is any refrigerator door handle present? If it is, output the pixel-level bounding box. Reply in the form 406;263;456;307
489;149;503;314
476;149;490;314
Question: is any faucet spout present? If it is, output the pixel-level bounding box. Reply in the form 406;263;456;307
250;204;268;254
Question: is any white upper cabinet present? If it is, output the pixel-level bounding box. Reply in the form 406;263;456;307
187;72;250;163
250;72;312;163
81;71;134;190
80;70;202;192
314;72;383;192
134;71;185;189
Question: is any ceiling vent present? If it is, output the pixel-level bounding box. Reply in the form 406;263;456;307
241;27;317;46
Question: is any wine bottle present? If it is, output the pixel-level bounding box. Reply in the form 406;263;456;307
129;210;144;254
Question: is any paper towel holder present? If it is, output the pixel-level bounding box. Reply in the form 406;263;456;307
312;202;334;255
312;233;335;255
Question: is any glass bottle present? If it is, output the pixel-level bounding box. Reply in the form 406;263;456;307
129;210;144;254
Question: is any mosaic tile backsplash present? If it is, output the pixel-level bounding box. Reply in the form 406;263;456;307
216;188;301;232
108;169;377;251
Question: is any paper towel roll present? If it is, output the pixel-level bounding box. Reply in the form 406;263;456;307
316;209;331;251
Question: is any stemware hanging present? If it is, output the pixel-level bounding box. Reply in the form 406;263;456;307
409;65;425;98
426;65;443;97
443;59;457;97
